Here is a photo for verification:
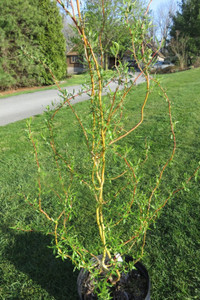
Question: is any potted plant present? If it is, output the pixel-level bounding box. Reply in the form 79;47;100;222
20;1;199;299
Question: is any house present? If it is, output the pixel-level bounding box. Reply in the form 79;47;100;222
66;43;165;74
146;43;165;62
66;49;85;74
66;49;115;73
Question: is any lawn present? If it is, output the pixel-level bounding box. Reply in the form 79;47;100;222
0;68;199;299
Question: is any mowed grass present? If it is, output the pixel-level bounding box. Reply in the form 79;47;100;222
0;68;200;299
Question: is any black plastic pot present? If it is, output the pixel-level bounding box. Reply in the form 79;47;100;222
77;255;150;300
126;256;151;300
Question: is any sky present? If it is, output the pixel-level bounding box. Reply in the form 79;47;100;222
150;0;168;11
149;0;179;12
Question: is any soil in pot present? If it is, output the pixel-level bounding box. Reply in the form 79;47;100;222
111;265;149;300
78;259;150;300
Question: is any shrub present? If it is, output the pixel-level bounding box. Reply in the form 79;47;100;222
0;0;67;91
193;57;200;68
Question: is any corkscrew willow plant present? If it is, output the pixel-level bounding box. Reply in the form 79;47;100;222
23;0;199;299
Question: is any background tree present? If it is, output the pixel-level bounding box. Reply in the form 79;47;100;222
170;0;200;65
170;30;189;69
38;0;67;83
0;0;67;91
148;0;176;56
68;0;147;70
62;16;76;52
84;0;131;69
155;0;176;43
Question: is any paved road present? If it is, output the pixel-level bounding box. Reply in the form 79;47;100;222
0;72;144;126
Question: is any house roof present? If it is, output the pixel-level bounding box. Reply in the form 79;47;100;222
66;46;80;56
67;51;79;56
146;43;165;58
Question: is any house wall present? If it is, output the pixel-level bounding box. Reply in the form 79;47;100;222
67;55;84;74
157;56;164;62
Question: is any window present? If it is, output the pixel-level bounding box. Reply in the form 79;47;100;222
71;56;79;63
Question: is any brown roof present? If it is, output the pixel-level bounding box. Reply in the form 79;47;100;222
146;43;165;58
67;51;79;56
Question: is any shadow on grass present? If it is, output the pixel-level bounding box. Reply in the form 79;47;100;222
4;227;79;300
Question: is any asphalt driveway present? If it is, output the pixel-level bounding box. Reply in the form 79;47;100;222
0;72;144;126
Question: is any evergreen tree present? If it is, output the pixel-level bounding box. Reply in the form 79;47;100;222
37;0;67;84
0;0;67;91
170;0;200;64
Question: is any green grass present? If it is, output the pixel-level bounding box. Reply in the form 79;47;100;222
0;68;200;299
0;73;90;99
